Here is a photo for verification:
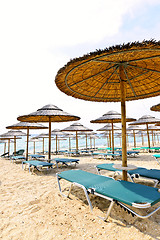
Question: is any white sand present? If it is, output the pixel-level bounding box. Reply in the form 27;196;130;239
0;152;160;240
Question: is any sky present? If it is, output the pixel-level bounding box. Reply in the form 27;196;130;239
0;0;160;134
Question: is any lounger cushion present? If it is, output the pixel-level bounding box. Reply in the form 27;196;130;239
23;160;53;167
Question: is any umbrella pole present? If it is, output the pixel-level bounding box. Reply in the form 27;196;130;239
146;124;150;150
4;142;6;154
8;139;10;156
111;122;114;154
42;138;44;154
120;65;127;181
14;136;16;153
76;131;78;154
133;130;136;148
69;137;71;151
56;135;58;154
34;142;35;154
49;118;51;161
86;135;87;150
109;131;111;150
26;128;29;160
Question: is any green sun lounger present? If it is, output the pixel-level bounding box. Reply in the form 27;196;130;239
22;160;53;172
52;158;79;168
153;154;160;165
96;163;160;187
57;169;160;221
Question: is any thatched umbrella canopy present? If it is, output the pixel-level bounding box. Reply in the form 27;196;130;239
0;131;22;156
6;122;48;160
127;125;142;148
129;115;160;149
96;122;121;151
1;130;26;153
17;104;80;160
28;137;43;154
150;103;160;112
146;125;160;146
61;122;93;153
55;40;160;180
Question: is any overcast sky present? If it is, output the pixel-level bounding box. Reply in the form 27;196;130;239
0;0;160;133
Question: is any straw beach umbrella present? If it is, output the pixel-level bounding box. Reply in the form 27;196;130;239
17;104;80;161
150;103;160;112
129;115;160;149
96;123;120;151
55;40;160;180
127;125;142;148
6;122;48;160
61;122;93;154
91;111;135;153
0;130;26;153
51;129;65;154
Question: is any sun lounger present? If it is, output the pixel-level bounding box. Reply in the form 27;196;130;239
22;160;53;173
10;155;26;163
13;149;25;156
29;154;45;160
96;163;160;187
1;152;9;158
116;150;139;157
52;158;79;168
57;169;160;221
92;152;121;160
153;154;160;165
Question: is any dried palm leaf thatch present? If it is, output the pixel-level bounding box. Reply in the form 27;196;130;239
55;39;160;102
150;103;160;112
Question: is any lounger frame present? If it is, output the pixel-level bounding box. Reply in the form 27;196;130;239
57;172;160;221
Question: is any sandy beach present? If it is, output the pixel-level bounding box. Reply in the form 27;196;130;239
0;152;160;240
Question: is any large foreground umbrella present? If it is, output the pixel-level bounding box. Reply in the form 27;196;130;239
61;122;93;153
6;122;48;160
129;115;160;149
17;104;80;160
55;40;160;180
91;110;135;153
150;103;160;112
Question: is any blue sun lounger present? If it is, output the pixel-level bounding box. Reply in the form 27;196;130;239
10;155;26;163
29;154;45;160
92;152;121;159
57;169;160;221
22;160;53;172
52;158;79;168
153;154;160;165
96;163;160;187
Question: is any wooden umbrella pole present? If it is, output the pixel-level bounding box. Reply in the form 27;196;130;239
4;142;6;154
26;128;29;160
56;135;58;154
76;131;78;154
86;135;87;150
43;138;44;154
120;65;127;181
146;124;150;149
69;137;71;151
14;136;16;153
49;117;51;161
111;122;114;154
8;139;10;156
34;142;35;154
133;130;136;148
109;131;111;150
